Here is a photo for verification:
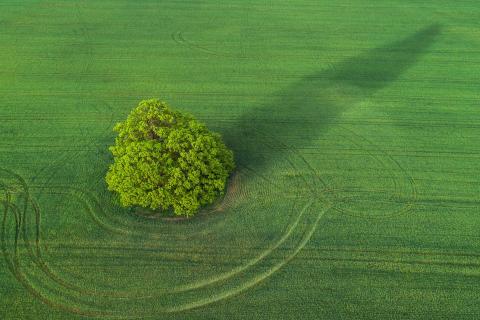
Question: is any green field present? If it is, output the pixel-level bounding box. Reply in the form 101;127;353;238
1;0;480;319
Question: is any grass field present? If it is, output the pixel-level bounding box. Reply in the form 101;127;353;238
1;0;480;319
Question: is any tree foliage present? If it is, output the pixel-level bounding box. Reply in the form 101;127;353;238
105;99;235;216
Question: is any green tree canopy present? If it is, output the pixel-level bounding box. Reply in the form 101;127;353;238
105;99;235;216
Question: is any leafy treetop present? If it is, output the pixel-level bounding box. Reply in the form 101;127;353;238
106;99;234;216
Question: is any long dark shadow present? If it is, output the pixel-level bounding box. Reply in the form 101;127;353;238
224;24;442;172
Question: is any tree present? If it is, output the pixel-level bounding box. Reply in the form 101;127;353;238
105;99;235;216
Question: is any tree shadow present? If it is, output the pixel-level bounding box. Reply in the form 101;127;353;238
224;24;442;171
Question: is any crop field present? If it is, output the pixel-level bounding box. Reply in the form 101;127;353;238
1;0;480;319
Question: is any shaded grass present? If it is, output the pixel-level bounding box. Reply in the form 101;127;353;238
226;24;442;171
